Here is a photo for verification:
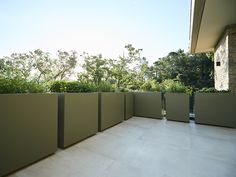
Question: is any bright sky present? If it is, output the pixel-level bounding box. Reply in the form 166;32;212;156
0;0;190;64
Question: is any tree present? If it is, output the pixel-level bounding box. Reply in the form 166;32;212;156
31;49;78;83
79;53;110;86
151;49;213;89
0;53;34;80
52;50;78;81
0;49;78;83
30;49;54;83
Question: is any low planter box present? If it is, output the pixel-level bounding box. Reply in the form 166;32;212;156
99;93;124;131
134;92;162;119
124;93;134;120
165;93;189;122
195;93;236;128
0;94;57;177
58;93;98;148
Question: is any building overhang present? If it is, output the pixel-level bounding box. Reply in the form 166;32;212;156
190;0;236;53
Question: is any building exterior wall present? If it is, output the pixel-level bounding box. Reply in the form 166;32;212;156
228;26;236;92
214;25;236;92
214;30;229;90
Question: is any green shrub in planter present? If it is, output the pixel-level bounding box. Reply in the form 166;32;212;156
195;90;236;128
198;87;230;93
162;80;190;122
97;81;114;92
141;80;161;92
49;81;97;93
160;79;187;93
66;82;97;92
49;80;67;92
0;77;44;93
50;81;99;148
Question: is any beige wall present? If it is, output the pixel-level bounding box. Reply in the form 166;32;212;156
214;25;236;92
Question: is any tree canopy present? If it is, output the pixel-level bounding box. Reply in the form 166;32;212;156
0;45;214;93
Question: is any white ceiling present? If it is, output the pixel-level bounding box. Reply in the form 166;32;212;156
194;0;236;53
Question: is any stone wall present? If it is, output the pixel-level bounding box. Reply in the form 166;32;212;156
214;24;236;92
228;25;236;92
214;29;229;90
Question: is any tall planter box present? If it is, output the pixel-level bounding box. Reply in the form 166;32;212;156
58;93;98;149
0;94;57;177
195;93;236;128
99;93;124;131
165;93;189;122
134;92;162;119
124;93;134;120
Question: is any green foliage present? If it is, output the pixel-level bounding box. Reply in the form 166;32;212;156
141;80;160;92
160;79;187;93
73;82;97;93
79;53;109;86
50;81;97;93
65;81;80;93
25;80;45;93
0;46;215;94
0;49;78;84
115;87;129;92
49;81;67;92
0;77;44;94
96;81;114;92
152;50;214;89
198;87;230;93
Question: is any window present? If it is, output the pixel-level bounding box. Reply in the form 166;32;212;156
216;61;221;66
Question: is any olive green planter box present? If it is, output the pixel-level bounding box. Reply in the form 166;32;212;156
58;93;98;148
0;94;57;177
124;93;134;120
99;93;124;131
195;93;236;128
134;92;162;119
165;93;189;122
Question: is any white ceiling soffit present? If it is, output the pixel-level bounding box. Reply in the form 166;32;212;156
193;0;236;53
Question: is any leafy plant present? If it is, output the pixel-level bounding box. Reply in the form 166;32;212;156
49;81;98;93
49;80;67;92
65;81;80;92
0;77;44;93
97;81;114;92
73;82;97;92
141;80;160;92
198;87;230;93
160;79;187;93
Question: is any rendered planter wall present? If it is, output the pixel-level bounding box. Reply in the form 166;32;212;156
134;92;162;119
0;94;57;177
195;93;236;128
58;93;98;148
99;93;124;131
165;93;189;122
124;93;134;120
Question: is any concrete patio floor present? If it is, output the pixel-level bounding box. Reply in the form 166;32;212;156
9;117;236;177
